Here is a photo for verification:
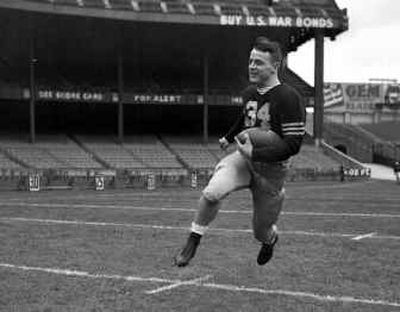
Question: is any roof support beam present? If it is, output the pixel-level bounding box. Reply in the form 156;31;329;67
203;53;209;144
313;30;324;146
29;17;36;144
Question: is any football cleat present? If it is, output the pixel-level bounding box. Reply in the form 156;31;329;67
257;233;278;265
173;233;201;267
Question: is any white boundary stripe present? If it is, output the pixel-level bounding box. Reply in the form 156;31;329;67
351;232;377;241
200;283;400;307
1;217;399;241
1;202;399;218
284;211;400;218
1;263;399;307
145;275;213;295
0;263;177;284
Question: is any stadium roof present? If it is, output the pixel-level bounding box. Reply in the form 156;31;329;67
0;0;348;41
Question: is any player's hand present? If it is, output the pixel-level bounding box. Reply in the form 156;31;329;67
219;137;230;150
235;133;253;159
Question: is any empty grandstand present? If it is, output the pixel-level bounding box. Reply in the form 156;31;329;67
0;0;360;190
290;145;340;170
76;135;145;169
360;122;400;145
123;135;183;169
0;152;22;170
163;136;218;169
0;134;102;169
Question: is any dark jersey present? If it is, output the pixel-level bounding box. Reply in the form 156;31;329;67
225;83;306;162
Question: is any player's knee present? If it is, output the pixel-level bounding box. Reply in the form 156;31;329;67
201;191;221;204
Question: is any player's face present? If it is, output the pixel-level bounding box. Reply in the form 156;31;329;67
248;49;277;85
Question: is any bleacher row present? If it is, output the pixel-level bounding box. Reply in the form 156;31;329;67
0;134;339;171
25;0;342;19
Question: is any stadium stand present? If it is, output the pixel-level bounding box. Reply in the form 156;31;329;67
355;122;400;166
0;0;353;188
0;152;22;169
171;137;343;172
123;135;184;169
35;135;103;169
290;144;340;170
0;134;102;169
17;0;346;19
164;136;219;169
75;135;147;169
0;136;66;169
359;122;400;144
280;67;314;100
324;122;375;162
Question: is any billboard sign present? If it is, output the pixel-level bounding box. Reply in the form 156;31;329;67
37;89;108;102
220;15;335;28
324;83;400;112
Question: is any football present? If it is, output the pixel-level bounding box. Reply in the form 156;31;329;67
235;128;284;148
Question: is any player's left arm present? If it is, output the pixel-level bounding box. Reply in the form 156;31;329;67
251;90;306;162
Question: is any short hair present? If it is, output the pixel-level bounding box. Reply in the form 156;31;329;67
253;36;283;64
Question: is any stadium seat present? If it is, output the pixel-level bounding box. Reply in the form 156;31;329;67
77;135;147;169
164;136;219;169
165;2;190;14
138;1;162;12
0;138;66;169
123;135;183;169
83;0;106;8
290;145;340;170
109;0;133;10
0;152;23;170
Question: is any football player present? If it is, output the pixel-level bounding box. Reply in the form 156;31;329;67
174;36;306;267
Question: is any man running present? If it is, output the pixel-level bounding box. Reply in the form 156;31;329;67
174;36;306;267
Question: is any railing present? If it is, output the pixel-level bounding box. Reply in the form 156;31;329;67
320;140;367;169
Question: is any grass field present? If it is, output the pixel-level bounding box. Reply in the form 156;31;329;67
0;180;399;311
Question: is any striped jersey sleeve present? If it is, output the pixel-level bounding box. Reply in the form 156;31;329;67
279;90;306;157
281;121;306;137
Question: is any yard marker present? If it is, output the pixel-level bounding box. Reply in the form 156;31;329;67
1;263;399;308
351;232;377;241
1;217;399;241
145;275;213;295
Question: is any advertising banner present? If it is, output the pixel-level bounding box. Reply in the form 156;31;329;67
36;89;110;103
324;83;400;112
220;15;336;29
17;88;243;106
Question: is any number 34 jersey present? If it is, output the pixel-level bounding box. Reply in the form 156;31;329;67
225;83;306;163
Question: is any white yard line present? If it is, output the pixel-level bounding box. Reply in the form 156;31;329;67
200;283;400;307
1;263;399;308
0;202;399;218
0;262;177;284
145;275;213;295
1;217;399;241
351;232;377;241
